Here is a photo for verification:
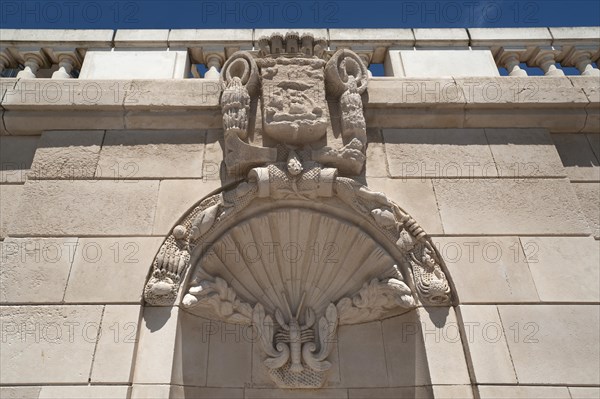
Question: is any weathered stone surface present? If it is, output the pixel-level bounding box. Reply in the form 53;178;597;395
12;180;159;236
3;110;127;136
80;51;189;79
130;385;173;399
485;128;565;178
64;238;162;303
364;129;387;177
434;237;539;303
329;28;414;46
456;77;589;107
91;305;141;383
383;128;497;178
29;130;104;179
168;29;253;47
464;108;588;134
0;305;103;384
552;134;600;182
0;136;38;183
203;129;224;180
434;179;589;235
0;238;77;303
477;386;570;399
431;385;474;399
39;385;131;399
153;179;221;235
573;183;600;239
133;306;179;384
381;311;430;387
2;80;127;111
389;50;499;78
206;320;252;387
414;28;469;47
173;311;210;387
417;307;470;385
498;305;599;385
114;29;169;47
468;27;553;46
96;130;204;179
550;27;600;45
338;321;388;387
522;237;600;302
0;386;41;399
457;305;516;383
0;184;22;238
368;78;465;107
366;177;443;235
588;134;600;161
568;387;600;399
0;29;113;47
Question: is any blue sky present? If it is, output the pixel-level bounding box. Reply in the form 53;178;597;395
1;0;599;29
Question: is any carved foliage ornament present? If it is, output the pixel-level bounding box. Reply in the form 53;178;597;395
143;33;453;389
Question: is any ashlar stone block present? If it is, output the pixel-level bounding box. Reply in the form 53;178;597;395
434;237;539;303
477;386;571;399
96;130;205;179
485;128;566;178
433;178;589;235
417;307;470;386
0;184;22;239
0;305;103;384
206;320;252;387
0;238;78;303
11;180;159;236
0;136;39;183
457;305;516;384
383;129;498;178
38;385;131;399
573;183;600;239
381;311;431;387
387;50;499;78
522;237;600;302
552;134;600;182
91;305;142;383
366;177;443;235
568;387;600;399
337;321;388;388
79;51;189;79
29;130;104;179
0;386;42;399
153;179;222;236
133;306;180;384
498;305;600;385
64;237;163;303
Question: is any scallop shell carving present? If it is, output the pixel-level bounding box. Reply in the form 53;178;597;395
185;208;410;320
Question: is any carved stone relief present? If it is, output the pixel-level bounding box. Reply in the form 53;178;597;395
143;32;453;389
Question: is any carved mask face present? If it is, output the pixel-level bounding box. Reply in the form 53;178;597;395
287;152;303;176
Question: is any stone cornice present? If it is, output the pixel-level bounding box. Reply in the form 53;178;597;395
1;76;598;135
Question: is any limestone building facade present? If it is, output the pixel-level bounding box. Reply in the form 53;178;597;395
0;27;599;399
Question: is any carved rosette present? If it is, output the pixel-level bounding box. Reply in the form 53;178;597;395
143;33;453;389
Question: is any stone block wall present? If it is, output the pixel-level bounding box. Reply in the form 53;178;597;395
1;127;599;398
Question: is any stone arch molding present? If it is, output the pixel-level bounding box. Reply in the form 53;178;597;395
142;33;453;389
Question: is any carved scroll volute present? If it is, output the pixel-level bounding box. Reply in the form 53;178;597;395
325;49;369;146
219;51;276;176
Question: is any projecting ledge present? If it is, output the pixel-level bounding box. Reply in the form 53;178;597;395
0;77;596;135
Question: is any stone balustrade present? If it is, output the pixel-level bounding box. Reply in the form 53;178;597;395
0;27;598;79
